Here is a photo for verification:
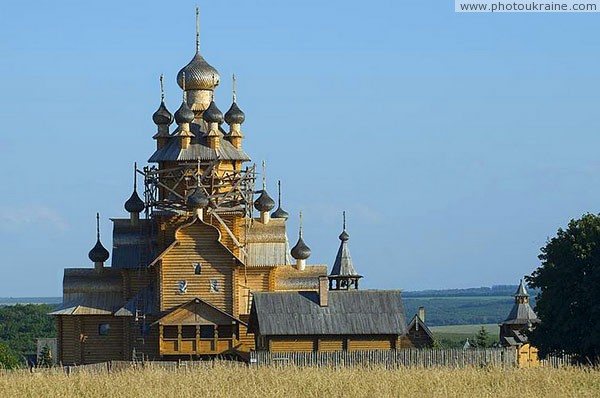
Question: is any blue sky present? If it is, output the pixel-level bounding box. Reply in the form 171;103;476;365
0;1;599;296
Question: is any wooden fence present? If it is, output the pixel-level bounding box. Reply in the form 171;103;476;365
251;349;517;368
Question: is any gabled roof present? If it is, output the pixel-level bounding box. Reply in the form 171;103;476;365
148;122;250;163
148;216;243;267
249;290;407;336
152;297;246;326
407;314;434;341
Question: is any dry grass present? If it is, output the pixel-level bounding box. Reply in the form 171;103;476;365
1;363;599;398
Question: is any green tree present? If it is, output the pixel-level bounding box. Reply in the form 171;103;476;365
475;326;490;348
526;213;600;364
0;341;21;369
0;304;56;355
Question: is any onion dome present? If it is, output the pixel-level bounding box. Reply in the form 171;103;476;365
291;236;311;260
339;230;350;242
272;207;289;220
177;52;220;91
224;102;245;125
271;180;288;220
152;101;173;126
125;191;144;213
124;163;145;213
254;190;275;212
175;99;195;125
89;239;110;263
88;213;109;263
187;187;209;209
203;100;224;124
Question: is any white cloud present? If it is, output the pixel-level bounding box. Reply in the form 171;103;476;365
0;204;69;232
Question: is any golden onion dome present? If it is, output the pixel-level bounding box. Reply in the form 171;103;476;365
177;51;220;91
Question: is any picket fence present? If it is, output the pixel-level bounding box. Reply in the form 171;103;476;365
250;348;518;368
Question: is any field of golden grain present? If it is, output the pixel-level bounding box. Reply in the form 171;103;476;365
1;363;599;398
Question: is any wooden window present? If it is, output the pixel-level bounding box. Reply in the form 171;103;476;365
210;279;219;293
98;323;110;336
193;263;202;275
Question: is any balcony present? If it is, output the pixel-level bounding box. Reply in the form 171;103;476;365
159;324;238;355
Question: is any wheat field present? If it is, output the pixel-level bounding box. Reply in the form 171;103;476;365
1;363;598;398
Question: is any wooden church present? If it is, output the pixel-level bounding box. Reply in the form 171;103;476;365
500;280;540;367
50;10;432;364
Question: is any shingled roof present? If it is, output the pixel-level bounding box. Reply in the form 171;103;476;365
148;122;250;162
249;290;407;336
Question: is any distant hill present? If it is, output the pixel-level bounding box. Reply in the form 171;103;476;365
0;297;61;306
402;285;538;326
0;285;538;327
403;285;536;297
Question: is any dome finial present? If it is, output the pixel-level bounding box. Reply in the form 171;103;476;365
232;73;237;103
299;211;303;237
133;162;137;191
278;180;282;207
96;212;100;240
160;74;165;102
271;180;289;220
262;160;267;190
196;6;200;53
339;211;350;241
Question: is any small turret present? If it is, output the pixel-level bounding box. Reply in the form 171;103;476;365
88;213;109;272
152;74;173;149
174;72;195;150
224;74;245;149
254;161;275;224
271;180;289;220
291;212;311;270
329;211;362;290
124;163;144;226
203;89;223;149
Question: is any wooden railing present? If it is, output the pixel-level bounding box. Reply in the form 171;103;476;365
160;338;235;355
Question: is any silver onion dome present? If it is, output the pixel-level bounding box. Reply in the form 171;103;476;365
89;239;110;263
187;187;209;209
224;102;245;125
89;213;109;263
291;236;311;260
152;101;174;126
254;190;275;212
271;206;289;220
124;191;145;213
177;52;220;91
339;230;350;242
174;100;195;125
203;100;224;124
